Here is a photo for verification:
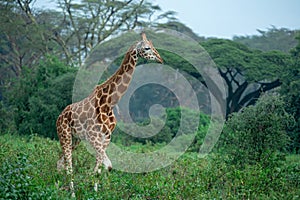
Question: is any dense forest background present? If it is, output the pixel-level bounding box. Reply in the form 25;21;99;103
1;0;299;153
0;0;299;199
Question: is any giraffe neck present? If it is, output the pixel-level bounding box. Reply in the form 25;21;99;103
95;47;138;107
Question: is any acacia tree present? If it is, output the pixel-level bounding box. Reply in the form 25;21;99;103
41;0;175;66
149;23;291;118
0;0;175;76
0;0;175;102
201;39;289;118
233;27;299;53
55;0;146;65
0;0;50;78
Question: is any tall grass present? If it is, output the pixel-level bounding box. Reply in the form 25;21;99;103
0;134;299;199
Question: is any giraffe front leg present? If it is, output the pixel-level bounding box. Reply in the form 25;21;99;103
103;152;112;171
94;152;104;174
93;150;112;192
93;149;105;192
90;128;113;192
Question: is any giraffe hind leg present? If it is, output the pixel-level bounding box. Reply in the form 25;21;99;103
57;124;75;196
57;138;80;172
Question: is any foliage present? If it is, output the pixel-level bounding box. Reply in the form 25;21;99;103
201;38;291;82
0;0;176;72
97;30;296;123
219;94;294;167
280;34;300;153
0;134;299;199
112;107;210;151
8;56;76;139
0;153;58;199
201;39;289;116
0;102;15;133
157;21;206;42
0;0;59;79
233;27;299;53
0;0;176;105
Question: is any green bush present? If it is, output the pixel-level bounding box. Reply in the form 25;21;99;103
112;107;210;151
0;102;15;134
113;118;173;146
8;56;76;139
280;34;300;153
282;91;300;154
219;94;294;167
0;153;58;199
0;134;299;199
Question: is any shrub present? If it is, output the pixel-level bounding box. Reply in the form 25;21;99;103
0;153;58;199
8;56;76;139
112;107;210;150
219;94;294;167
0;101;15;134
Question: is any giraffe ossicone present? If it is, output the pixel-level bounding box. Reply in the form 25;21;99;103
56;32;163;195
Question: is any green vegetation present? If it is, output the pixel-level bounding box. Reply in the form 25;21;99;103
1;94;299;199
112;107;210;150
233;27;299;53
1;0;300;199
281;34;300;153
0;133;299;199
219;94;294;168
7;56;77;139
201;38;289;117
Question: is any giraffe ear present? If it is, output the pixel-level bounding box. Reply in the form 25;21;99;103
141;32;148;41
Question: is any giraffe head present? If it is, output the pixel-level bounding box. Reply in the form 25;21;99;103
136;32;163;64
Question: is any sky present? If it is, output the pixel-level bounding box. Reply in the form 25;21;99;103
35;0;300;39
154;0;300;38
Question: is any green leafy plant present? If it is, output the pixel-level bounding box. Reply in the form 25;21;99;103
219;94;294;167
112;107;210;151
0;153;58;199
0;133;299;199
8;56;76;139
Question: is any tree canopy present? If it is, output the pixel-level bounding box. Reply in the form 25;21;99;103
233;26;299;53
201;39;289;116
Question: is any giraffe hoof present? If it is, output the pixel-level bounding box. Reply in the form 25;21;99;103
94;183;98;192
108;166;112;172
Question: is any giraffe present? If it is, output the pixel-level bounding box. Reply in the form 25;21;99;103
56;32;163;195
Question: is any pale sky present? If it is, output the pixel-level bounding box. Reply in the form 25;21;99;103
35;0;300;39
154;0;300;38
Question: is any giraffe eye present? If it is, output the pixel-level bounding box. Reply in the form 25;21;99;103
144;47;151;51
